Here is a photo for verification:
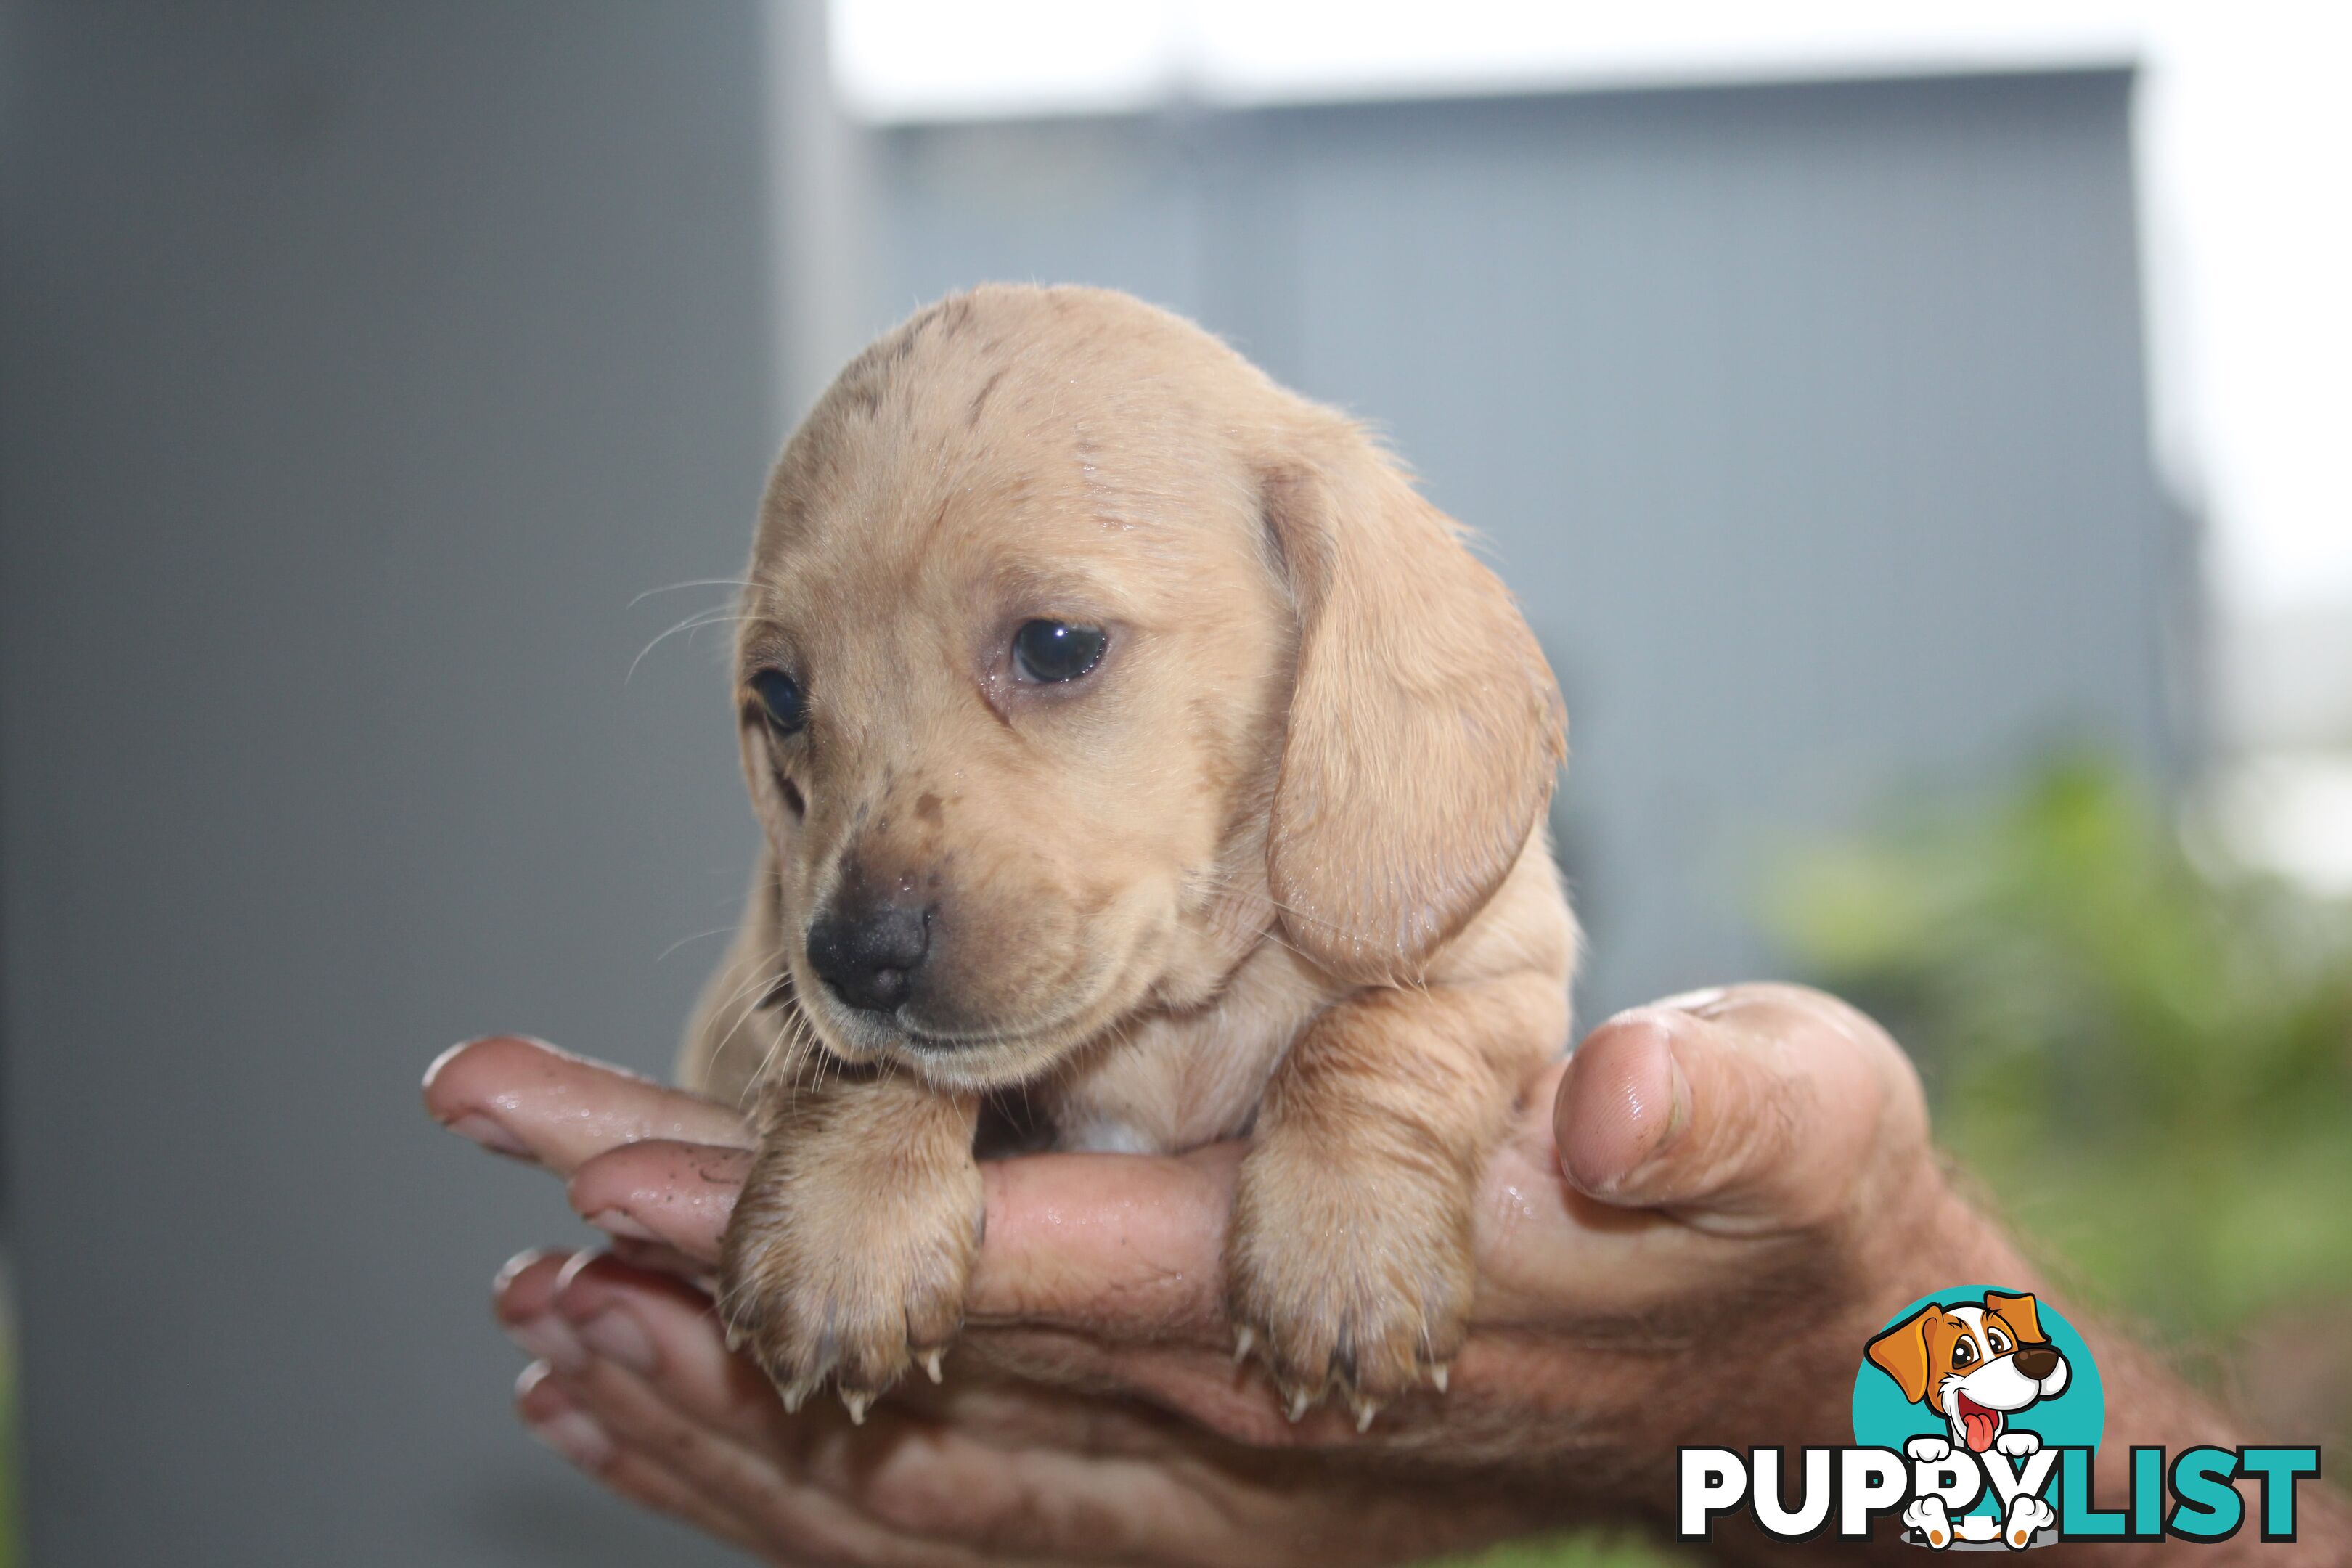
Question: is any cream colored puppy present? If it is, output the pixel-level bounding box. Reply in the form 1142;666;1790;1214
685;284;1576;1426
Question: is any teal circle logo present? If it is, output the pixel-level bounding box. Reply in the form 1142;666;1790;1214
1853;1286;2103;1526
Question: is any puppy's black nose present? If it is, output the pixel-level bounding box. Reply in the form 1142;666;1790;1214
2012;1344;2059;1380
806;899;930;1013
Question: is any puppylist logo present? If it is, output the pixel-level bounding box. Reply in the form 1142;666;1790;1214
1680;1286;2324;1550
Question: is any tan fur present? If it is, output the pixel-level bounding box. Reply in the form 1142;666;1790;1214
684;285;1578;1419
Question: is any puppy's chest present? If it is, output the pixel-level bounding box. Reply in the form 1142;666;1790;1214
1034;947;1331;1156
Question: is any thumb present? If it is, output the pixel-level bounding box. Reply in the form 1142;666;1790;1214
1554;983;1929;1230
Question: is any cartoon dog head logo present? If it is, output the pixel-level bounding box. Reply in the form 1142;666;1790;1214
1867;1290;2070;1455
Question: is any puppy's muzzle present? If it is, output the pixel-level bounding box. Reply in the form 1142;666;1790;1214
2011;1344;2059;1381
807;897;931;1014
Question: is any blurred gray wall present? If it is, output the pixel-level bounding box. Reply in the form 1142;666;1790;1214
868;70;2184;1018
1;3;784;1563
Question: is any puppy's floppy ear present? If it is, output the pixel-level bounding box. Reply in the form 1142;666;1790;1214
1867;1305;1941;1406
1258;440;1566;985
1984;1291;2046;1345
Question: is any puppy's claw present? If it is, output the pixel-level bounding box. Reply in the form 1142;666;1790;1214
1286;1389;1310;1423
920;1349;944;1384
1232;1327;1254;1365
1352;1398;1381;1433
841;1390;871;1426
778;1384;807;1416
1428;1364;1450;1394
723;1322;746;1355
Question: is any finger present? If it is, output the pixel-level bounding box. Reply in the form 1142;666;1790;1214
568;1135;1243;1351
776;1401;1273;1567
1556;982;1929;1227
514;1360;766;1556
555;1162;1285;1450
494;1248;595;1372
550;1251;797;1451
565;1140;751;1265
960;1326;1359;1449
423;1034;751;1175
549;1355;968;1567
607;1232;717;1283
550;1250;1263;1461
968;1143;1238;1345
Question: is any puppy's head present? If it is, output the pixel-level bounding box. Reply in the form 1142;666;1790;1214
730;286;1563;1090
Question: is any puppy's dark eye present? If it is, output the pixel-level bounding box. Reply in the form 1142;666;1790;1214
748;669;806;734
1012;620;1106;683
1952;1338;1977;1368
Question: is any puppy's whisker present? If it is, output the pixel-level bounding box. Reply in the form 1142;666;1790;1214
760;1005;817;1101
707;944;799;1084
626;611;762;685
627;577;762;608
711;947;791;1016
1180;869;1349;957
656;926;738;963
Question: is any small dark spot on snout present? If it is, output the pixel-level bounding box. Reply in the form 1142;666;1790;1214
915;791;943;824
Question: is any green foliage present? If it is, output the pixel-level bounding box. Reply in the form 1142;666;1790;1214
1453;755;2350;1568
1768;753;2352;1344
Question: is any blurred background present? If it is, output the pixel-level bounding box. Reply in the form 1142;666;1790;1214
1;2;2345;1564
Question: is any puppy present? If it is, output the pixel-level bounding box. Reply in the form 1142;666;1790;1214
683;284;1577;1427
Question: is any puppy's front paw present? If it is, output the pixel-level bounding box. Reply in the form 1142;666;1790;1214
1227;1130;1471;1426
1995;1429;2041;1458
1907;1435;1953;1463
719;1135;982;1419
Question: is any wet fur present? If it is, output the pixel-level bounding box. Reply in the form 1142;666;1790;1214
683;285;1577;1422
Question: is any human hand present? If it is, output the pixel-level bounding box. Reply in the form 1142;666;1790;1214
426;984;2006;1564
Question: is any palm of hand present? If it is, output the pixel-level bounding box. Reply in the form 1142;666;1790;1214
430;985;1943;1566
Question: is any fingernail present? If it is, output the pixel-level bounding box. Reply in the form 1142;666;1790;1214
493;1249;556;1297
1659;1045;1693;1154
528;1408;615;1471
1562;1013;1689;1196
1617;1026;1694;1186
1654;985;1729;1015
507;1313;588;1373
576;1310;658;1376
422;1039;474;1092
584;1208;658;1244
445;1112;531;1160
